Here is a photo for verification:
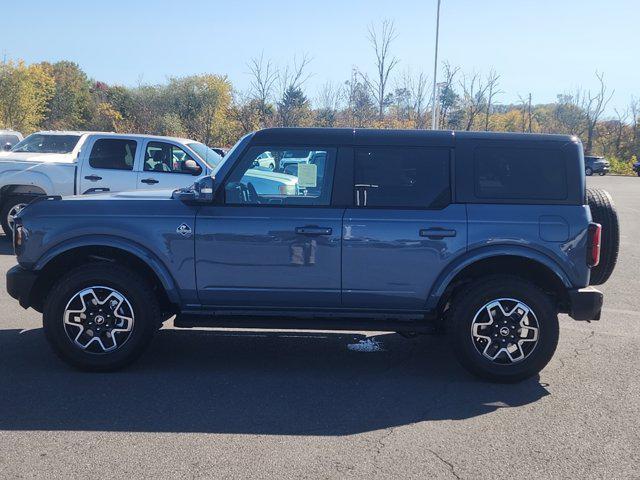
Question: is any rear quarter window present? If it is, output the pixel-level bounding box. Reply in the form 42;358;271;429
474;146;568;200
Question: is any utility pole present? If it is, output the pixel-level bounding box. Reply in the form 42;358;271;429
431;0;442;130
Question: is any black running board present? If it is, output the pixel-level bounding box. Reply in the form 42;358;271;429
174;312;437;333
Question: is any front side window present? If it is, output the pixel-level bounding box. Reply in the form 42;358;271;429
354;147;450;208
88;139;137;170
474;147;567;200
144;141;199;174
224;147;336;206
12;134;80;154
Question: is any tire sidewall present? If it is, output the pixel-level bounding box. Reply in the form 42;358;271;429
450;279;559;382
43;265;158;371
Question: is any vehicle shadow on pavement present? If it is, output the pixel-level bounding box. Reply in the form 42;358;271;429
0;328;549;435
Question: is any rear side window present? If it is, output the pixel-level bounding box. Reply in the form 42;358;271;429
89;139;137;170
474;147;567;200
0;134;19;147
354;147;450;208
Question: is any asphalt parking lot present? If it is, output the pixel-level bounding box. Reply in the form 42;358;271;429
0;175;638;479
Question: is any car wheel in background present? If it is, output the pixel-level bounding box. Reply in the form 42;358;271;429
43;263;159;371
585;167;593;176
587;187;620;285
1;195;32;237
448;275;559;383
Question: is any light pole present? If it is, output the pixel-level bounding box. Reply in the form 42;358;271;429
431;0;442;130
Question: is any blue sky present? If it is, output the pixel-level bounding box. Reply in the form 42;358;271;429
2;0;637;115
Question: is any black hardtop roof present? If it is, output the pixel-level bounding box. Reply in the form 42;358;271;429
251;127;578;147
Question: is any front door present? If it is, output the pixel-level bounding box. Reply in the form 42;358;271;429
79;137;140;194
137;140;205;190
195;145;343;308
342;146;467;310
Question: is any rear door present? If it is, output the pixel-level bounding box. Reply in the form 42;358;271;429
342;146;467;310
79;136;140;194
137;140;206;190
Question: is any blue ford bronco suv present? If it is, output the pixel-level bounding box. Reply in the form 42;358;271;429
6;128;620;382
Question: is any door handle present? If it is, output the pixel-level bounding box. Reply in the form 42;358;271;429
295;226;333;236
141;178;159;185
84;175;102;181
420;228;457;239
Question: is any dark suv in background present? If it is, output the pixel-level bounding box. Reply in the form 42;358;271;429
584;155;610;176
7;128;620;382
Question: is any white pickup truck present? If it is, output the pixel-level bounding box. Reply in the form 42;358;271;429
0;131;298;235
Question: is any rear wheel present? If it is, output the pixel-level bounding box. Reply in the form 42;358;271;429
586;187;619;285
43;263;159;371
448;276;559;383
585;167;593;176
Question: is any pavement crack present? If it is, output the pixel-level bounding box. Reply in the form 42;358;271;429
553;329;596;373
428;449;462;480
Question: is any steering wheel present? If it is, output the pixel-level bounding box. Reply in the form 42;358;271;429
228;182;259;204
246;182;259;203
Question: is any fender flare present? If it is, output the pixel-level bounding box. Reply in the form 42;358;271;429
34;235;181;305
0;171;54;198
425;245;573;310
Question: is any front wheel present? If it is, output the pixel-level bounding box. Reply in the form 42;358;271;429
448;276;559;383
43;263;160;371
1;195;31;237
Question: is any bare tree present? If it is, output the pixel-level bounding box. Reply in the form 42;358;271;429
581;71;614;154
517;93;534;133
483;69;502;131
460;72;490;131
396;69;429;128
277;54;312;99
276;54;312;127
360;19;400;120
629;96;639;149
315;81;343;127
437;62;460;129
247;52;278;126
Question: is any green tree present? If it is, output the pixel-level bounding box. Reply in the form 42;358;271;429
40;61;93;130
277;86;311;127
0;60;55;133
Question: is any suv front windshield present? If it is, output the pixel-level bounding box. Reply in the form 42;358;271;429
11;134;81;154
187;142;223;169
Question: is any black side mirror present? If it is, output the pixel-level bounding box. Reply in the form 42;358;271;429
3;143;12;151
172;176;215;204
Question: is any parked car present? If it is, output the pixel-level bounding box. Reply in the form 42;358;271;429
253;151;276;170
0;130;23;151
278;149;314;171
6;128;619;382
0;131;296;235
584;155;610;176
633;159;640;176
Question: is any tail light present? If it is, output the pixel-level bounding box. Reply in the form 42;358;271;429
587;223;601;267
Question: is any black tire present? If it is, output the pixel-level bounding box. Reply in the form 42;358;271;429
43;263;159;371
585;167;593;176
0;195;32;237
586;187;619;285
448;276;559;383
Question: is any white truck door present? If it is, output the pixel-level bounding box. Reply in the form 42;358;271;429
79;136;140;194
136;140;205;190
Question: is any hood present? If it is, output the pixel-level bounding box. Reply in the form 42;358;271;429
0;151;76;163
64;189;176;201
